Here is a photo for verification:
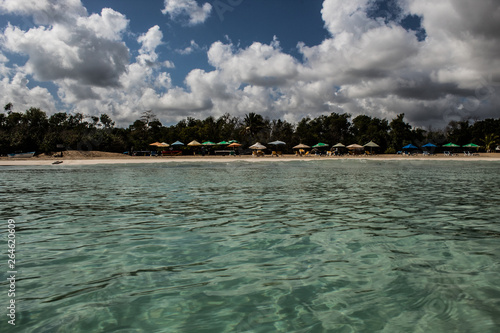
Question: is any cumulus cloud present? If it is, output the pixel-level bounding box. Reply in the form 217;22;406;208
1;6;129;87
0;70;57;114
0;0;87;25
161;0;212;25
1;0;499;128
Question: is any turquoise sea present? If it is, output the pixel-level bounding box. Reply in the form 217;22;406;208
1;160;500;332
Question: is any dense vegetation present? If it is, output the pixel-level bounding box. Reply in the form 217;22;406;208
1;103;499;155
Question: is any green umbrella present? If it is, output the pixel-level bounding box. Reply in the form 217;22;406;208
228;140;239;144
217;141;230;145
443;143;460;147
312;143;329;148
202;141;216;145
462;143;479;148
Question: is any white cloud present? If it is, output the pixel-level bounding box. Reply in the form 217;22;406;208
0;0;87;25
1;0;499;129
0;70;57;113
161;0;212;25
176;40;200;55
1;7;129;87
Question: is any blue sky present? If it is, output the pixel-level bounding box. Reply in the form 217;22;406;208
0;0;499;128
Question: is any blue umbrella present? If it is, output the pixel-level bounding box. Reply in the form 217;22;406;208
171;141;184;146
422;143;437;148
268;140;286;145
402;144;418;149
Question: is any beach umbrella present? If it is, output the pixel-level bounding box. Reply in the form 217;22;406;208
228;140;239;144
332;143;345;148
462;143;479;148
171;141;184;146
157;142;170;147
249;142;266;150
312;143;329;148
227;142;242;148
217;141;230;145
422;143;437;148
363;141;380;148
402;144;418;149
149;141;162;146
293;143;311;149
347;144;364;149
202;141;216;145
268;140;286;145
442;143;459;147
187;140;202;146
363;141;379;154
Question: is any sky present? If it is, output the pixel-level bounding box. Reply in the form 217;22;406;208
0;0;499;128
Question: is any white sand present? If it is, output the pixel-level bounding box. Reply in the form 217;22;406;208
1;154;499;166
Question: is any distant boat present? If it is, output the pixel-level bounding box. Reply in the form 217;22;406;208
7;152;35;158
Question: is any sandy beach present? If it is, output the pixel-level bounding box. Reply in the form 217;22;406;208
1;150;499;166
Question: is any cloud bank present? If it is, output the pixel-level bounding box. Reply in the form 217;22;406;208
0;0;499;128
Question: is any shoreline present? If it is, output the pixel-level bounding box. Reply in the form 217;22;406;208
1;153;500;166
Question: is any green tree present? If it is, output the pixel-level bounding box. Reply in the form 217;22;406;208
481;133;499;153
240;113;267;143
389;113;412;150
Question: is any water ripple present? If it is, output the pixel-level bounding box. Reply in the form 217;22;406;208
1;161;499;332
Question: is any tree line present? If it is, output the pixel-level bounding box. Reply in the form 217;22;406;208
1;103;499;155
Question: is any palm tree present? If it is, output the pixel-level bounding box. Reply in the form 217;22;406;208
240;113;266;140
481;133;499;153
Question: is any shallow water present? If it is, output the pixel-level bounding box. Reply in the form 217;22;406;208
1;160;500;332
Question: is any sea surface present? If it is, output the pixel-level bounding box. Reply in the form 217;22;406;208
1;159;500;332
